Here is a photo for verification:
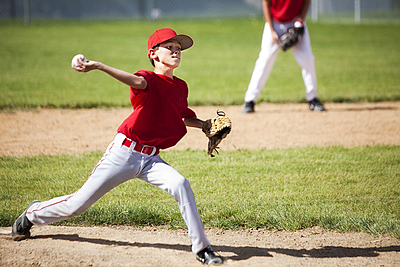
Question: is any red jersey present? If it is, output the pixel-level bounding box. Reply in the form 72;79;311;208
117;70;196;149
269;0;304;22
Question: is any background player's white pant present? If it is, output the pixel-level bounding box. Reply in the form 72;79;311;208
26;133;210;255
244;19;318;103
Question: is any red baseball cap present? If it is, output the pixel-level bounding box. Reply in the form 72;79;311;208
147;28;193;55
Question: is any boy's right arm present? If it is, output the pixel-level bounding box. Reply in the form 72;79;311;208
72;58;147;89
264;0;279;43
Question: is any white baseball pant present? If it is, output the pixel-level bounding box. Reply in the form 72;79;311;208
245;19;318;103
26;133;210;255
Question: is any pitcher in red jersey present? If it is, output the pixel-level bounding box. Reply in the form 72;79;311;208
12;28;223;266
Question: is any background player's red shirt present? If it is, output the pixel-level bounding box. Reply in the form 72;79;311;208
118;70;196;149
269;0;304;22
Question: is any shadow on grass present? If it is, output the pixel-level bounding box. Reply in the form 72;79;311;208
32;234;400;261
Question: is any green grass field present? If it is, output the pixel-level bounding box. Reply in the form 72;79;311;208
1;19;399;238
1;19;400;109
1;147;399;237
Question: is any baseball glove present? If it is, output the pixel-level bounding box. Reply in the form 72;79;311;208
278;20;304;52
202;110;232;157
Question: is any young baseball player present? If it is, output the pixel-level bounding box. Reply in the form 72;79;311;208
243;0;325;113
12;28;223;265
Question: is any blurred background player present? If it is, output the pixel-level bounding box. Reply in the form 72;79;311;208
243;0;325;113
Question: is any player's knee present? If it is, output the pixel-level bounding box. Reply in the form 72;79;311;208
63;202;87;218
64;208;81;218
174;176;190;190
168;176;191;196
297;52;314;62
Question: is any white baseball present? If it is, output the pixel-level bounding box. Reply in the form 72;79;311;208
72;54;87;67
294;21;303;28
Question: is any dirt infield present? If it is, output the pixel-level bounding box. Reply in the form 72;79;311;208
1;102;400;266
1;102;399;157
1;225;399;266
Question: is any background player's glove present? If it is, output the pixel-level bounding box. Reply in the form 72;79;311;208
278;20;304;52
202;110;232;157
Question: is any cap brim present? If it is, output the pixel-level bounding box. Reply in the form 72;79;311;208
170;35;193;50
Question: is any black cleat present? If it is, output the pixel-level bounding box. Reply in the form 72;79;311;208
308;98;326;112
242;101;255;113
196;246;223;265
12;200;40;241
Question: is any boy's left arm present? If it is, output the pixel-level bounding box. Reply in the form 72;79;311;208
184;117;204;129
298;0;311;22
185;112;232;157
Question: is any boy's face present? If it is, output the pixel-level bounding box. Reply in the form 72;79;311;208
153;40;182;69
